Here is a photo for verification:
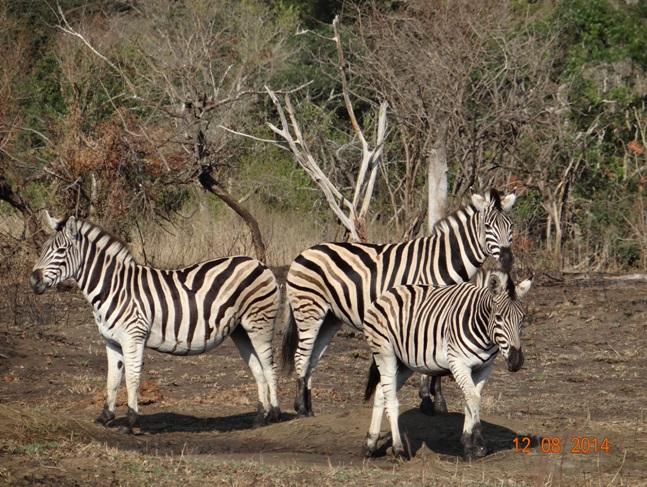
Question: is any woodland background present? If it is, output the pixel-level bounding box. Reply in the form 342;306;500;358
1;0;647;275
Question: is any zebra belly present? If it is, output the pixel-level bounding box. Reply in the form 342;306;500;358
145;318;235;355
146;333;226;355
394;348;497;375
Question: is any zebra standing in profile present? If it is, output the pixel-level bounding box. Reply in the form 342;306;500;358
363;270;532;460
282;188;517;417
29;214;281;434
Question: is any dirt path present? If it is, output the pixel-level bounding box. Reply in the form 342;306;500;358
1;277;646;485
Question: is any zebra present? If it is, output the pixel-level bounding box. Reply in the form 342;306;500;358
362;270;532;460
282;188;516;417
29;214;281;434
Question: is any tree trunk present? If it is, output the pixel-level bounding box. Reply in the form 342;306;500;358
198;171;266;263
427;122;449;232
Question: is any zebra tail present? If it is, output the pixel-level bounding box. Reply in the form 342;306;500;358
364;358;381;402
280;304;298;375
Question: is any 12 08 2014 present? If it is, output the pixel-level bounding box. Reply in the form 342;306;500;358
513;436;610;453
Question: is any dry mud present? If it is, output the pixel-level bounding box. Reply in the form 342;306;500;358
1;275;646;485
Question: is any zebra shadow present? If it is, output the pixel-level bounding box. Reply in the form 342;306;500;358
369;409;540;458
108;411;296;435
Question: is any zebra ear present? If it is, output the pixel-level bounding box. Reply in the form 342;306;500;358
65;217;78;239
471;193;486;211
516;275;533;299
487;272;505;295
45;211;60;232
500;193;516;212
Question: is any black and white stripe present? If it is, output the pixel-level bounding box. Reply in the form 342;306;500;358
362;270;532;460
29;214;281;433
282;189;516;417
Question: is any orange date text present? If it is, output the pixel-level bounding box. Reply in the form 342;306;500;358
513;436;609;454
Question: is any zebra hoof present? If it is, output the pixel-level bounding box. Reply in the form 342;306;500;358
462;435;488;460
295;408;312;419
419;397;434;416
94;407;115;427
265;406;282;424
463;445;487;461
391;445;410;461
361;444;376;458
434;399;448;414
117;424;133;435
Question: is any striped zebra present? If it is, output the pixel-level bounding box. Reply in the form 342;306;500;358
362;270;532;460
282;188;516;417
29;214;281;434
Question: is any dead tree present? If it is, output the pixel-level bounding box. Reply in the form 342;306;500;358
262;16;389;243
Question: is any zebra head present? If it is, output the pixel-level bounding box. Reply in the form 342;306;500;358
472;189;516;272
29;213;82;295
486;270;532;373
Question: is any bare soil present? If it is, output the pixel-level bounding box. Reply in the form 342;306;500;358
0;273;646;486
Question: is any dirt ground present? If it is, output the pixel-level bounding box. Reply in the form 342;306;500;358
1;271;646;486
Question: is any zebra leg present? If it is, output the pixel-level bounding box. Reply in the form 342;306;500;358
370;352;414;460
363;380;386;457
95;340;124;427
230;326;281;427
432;376;448;414
418;375;448;415
418;375;433;415
290;309;326;418
385;366;415;459
118;338;146;435
451;361;492;460
465;366;494;459
295;316;342;417
419;375;449;415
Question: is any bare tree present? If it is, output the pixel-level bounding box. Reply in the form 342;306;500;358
349;1;554;234
51;0;298;261
226;16;389;243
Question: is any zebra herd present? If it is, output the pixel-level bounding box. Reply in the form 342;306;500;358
28;188;531;459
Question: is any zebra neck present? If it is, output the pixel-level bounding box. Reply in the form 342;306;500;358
464;303;498;354
74;222;137;307
422;205;487;282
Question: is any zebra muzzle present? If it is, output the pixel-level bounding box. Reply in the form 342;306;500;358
498;247;514;273
505;346;524;372
29;270;48;295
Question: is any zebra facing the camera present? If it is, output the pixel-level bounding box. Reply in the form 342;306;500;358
362;270;532;460
29;214;281;434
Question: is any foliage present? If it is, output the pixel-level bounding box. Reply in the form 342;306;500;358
2;0;647;270
551;0;647;73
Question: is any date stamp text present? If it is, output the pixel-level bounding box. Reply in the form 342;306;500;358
513;436;610;454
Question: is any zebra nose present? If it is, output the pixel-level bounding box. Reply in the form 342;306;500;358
498;247;514;272
29;269;46;294
505;346;524;372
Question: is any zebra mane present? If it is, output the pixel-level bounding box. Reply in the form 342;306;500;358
504;272;517;300
487;188;503;211
65;217;136;265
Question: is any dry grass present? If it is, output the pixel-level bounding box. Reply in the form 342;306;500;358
128;199;343;269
